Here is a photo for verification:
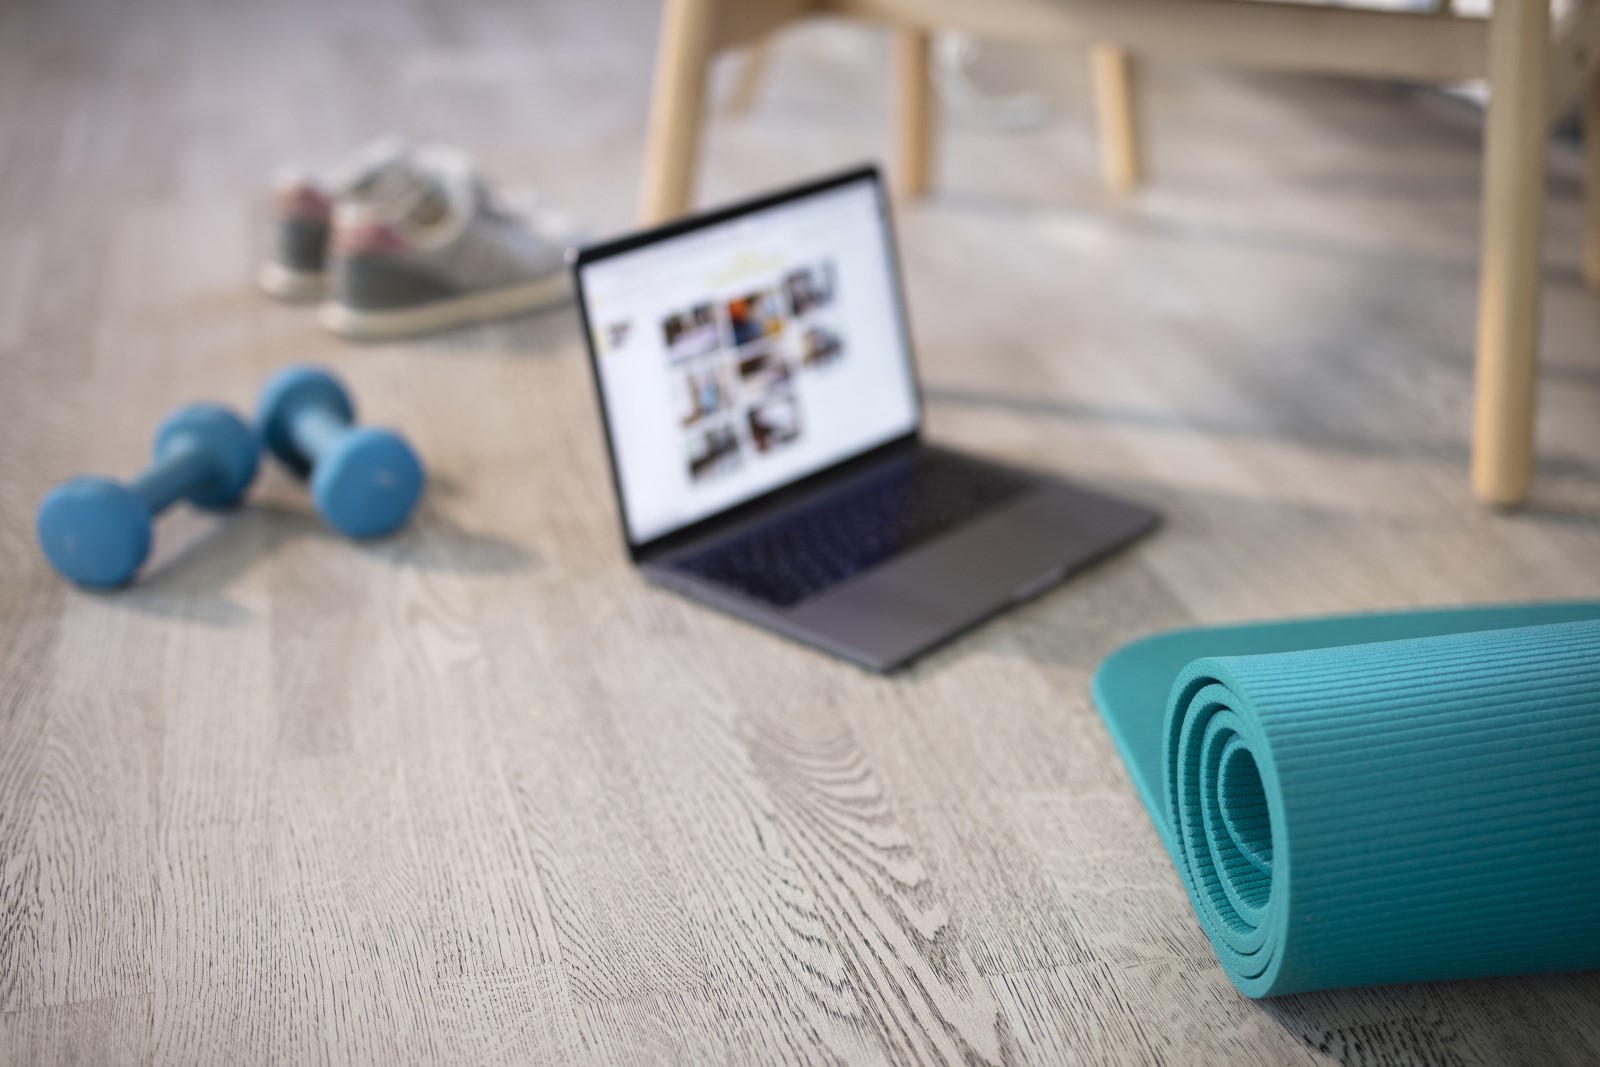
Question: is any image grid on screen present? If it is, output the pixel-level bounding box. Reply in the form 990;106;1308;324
582;180;917;544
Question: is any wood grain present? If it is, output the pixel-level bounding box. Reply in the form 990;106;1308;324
2;0;1600;1064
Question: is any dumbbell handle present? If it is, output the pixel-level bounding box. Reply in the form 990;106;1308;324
128;433;215;513
288;403;346;463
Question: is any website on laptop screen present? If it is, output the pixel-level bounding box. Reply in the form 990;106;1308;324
579;177;920;545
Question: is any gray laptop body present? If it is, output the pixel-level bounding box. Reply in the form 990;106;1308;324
572;166;1158;672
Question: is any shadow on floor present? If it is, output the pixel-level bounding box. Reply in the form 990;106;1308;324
907;461;1600;682
1259;973;1600;1066
1258;985;1470;1065
100;501;537;625
401;298;579;356
930;177;1596;298
922;383;1600;488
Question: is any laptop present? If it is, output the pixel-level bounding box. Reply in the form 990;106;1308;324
570;165;1159;672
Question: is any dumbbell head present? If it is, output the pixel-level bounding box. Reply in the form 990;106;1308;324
35;404;258;587
257;364;355;478
257;364;425;539
157;403;260;508
311;427;425;539
35;478;150;588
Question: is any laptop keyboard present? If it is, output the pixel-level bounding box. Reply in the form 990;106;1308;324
672;450;1035;609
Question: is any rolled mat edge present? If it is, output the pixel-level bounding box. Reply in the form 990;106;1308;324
1091;602;1600;998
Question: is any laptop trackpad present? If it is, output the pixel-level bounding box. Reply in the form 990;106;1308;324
785;486;1150;667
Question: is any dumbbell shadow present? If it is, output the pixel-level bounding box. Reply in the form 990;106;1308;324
261;498;535;574
110;498;536;624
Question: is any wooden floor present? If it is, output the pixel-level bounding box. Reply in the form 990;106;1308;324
4;0;1600;1063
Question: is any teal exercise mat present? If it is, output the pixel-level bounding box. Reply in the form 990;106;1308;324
1091;601;1600;998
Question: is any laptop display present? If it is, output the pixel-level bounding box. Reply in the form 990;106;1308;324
575;173;920;546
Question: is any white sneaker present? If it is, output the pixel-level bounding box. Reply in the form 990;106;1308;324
256;136;424;303
317;147;577;340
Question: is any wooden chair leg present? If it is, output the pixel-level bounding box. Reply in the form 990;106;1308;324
639;0;718;225
1472;0;1550;507
893;29;936;198
1091;45;1142;193
725;38;772;117
1584;67;1600;291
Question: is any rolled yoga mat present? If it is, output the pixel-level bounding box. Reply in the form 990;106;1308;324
1091;601;1600;998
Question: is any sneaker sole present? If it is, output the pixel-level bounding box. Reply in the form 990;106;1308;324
257;261;326;303
318;273;572;340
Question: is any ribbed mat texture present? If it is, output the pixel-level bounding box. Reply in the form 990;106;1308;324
1094;608;1600;998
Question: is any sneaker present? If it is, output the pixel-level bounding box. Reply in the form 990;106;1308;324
256;137;422;303
318;147;576;340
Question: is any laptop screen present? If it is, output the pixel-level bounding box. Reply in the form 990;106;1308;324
576;171;920;547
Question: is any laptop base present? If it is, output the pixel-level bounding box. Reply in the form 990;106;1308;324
644;445;1159;672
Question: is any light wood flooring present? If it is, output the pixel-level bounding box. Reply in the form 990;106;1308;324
2;0;1600;1063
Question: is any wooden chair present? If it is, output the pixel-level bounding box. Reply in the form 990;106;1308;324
637;0;1600;508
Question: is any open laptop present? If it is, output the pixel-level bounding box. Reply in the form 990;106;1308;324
571;165;1158;671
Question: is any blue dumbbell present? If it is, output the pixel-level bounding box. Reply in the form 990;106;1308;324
256;364;424;538
36;404;259;587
